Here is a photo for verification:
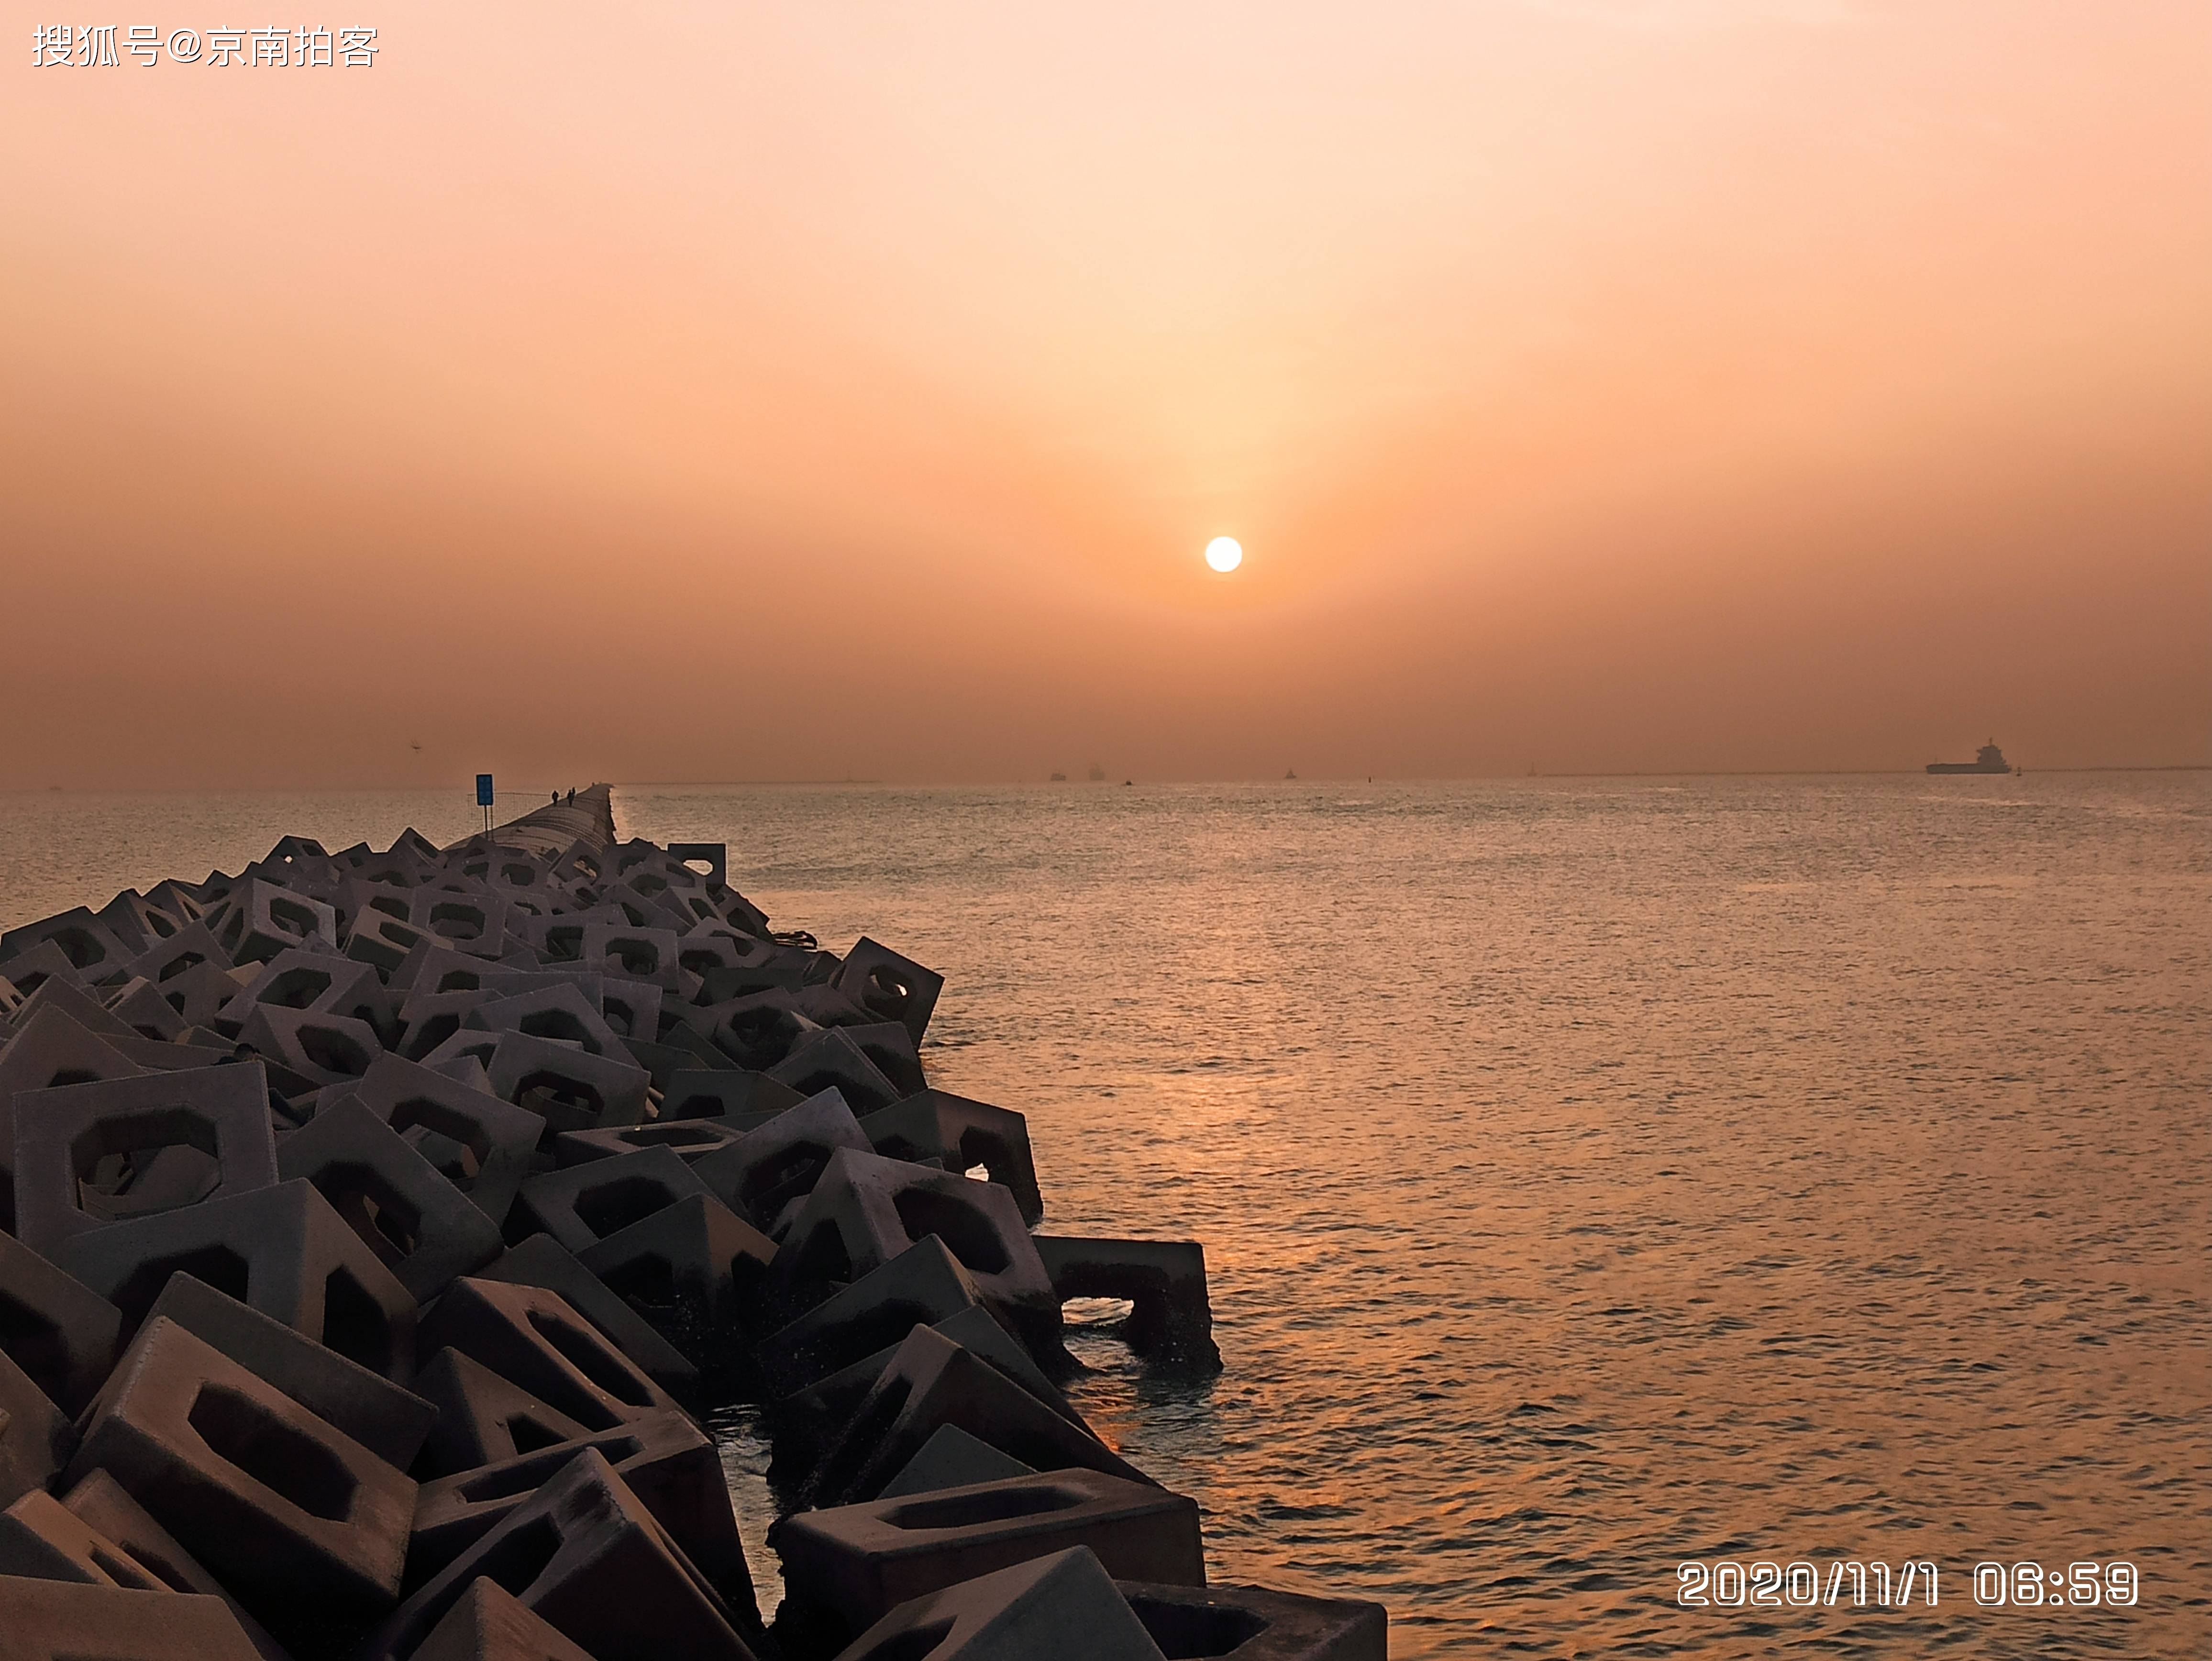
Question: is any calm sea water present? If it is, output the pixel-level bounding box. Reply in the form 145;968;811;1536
3;775;2207;1658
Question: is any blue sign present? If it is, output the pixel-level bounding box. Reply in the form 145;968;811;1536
475;774;495;807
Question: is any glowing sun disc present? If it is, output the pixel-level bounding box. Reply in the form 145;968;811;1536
1205;536;1243;573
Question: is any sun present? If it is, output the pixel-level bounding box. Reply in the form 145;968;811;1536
1205;536;1243;573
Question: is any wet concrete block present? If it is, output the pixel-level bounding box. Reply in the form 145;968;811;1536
477;1033;651;1139
276;1096;505;1300
1115;1579;1388;1661
771;1149;1061;1351
474;1237;701;1395
552;1118;749;1169
66;1317;416;1611
139;1273;435;1469
407;1348;592;1478
693;1086;874;1234
58;1470;294;1661
659;1068;806;1124
52;1178;417;1381
774;1469;1202;1647
765;1029;905;1117
409;1408;748;1600
756;1235;990;1397
415;1276;684;1432
831;1546;1166;1661
577;1192;775;1355
0;1578;264;1661
12;1063;279;1253
800;1325;1145;1510
347;1053;544;1228
363;1449;762;1661
0;1347;77;1506
407;1578;594;1661
860;1091;1043;1227
877;1424;1036;1501
236;1005;383;1091
508;1146;716;1256
830;938;944;1046
0;1227;121;1415
1034;1239;1220;1371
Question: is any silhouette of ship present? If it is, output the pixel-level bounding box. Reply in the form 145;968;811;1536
1087;763;1106;782
1927;740;2015;775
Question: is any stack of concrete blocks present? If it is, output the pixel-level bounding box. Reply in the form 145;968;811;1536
0;786;1384;1661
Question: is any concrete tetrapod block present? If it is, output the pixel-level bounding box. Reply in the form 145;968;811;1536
0;1008;146;1234
15;976;143;1044
407;1348;592;1479
0;1347;77;1507
476;1033;651;1140
507;1145;718;1256
407;1579;595;1661
139;1274;436;1469
691;1086;872;1236
105;977;191;1042
464;985;624;1062
11;1063;279;1253
275;1096;505;1301
0;1227;122;1415
347;1053;543;1228
770;1148;1062;1352
576;1192;775;1358
830;938;944;1047
774;1469;1203;1649
363;1449;762;1661
1;908;138;986
0;1485;177;1587
1115;1579;1388;1661
210;880;339;967
66;1317;416;1613
415;1277;685;1433
1034;1238;1222;1372
764;1029;905;1117
699;993;818;1072
830;1546;1167;1661
235;1006;384;1093
0;1579;264;1661
577;922;686;995
60;1470;294;1661
859;1091;1044;1227
408;1407;748;1600
218;950;394;1038
755;1235;992;1397
799;1325;1145;1510
119;919;230;990
343;910;445;979
474;1235;701;1395
877;1424;1036;1501
0;941;92;1001
51;1178;418;1381
552;1118;750;1169
833;1022;928;1099
659;1068;806;1123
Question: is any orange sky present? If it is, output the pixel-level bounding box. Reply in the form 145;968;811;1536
4;0;2206;786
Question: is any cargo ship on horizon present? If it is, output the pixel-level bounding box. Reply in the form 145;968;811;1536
1928;740;2017;775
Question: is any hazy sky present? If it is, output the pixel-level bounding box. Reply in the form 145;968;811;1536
5;0;2206;786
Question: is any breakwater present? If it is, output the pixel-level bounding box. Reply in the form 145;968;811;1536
0;785;1386;1660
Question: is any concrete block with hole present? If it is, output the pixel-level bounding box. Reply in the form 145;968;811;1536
692;1086;874;1235
860;1090;1044;1227
830;938;944;1046
507;1145;717;1257
66;1316;417;1612
406;1578;595;1661
552;1118;750;1169
830;1545;1167;1661
764;1028;905;1117
11;1063;279;1253
1114;1578;1388;1661
0;908;137;987
0;1577;266;1661
362;1448;763;1661
700;993;818;1073
208;881;340;967
770;1148;1062;1353
659;1068;806;1124
799;1325;1141;1510
774;1468;1202;1650
346;1052;543;1228
1034;1238;1221;1372
275;1096;504;1301
407;1348;593;1479
51;1178;417;1382
235;1005;383;1093
0;1008;146;1234
138;1273;435;1469
0;1227;121;1416
577;1192;775;1359
409;1407;748;1600
473;1237;700;1395
463;985;624;1062
0;1345;78;1506
416;1277;684;1433
475;1032;651;1139
877;1424;1037;1501
755;1235;993;1397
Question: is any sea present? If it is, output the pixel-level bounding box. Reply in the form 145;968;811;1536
2;773;2206;1658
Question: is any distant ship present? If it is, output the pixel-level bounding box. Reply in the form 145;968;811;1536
1284;768;1297;780
1049;771;1067;782
1927;741;2015;775
1087;763;1106;782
